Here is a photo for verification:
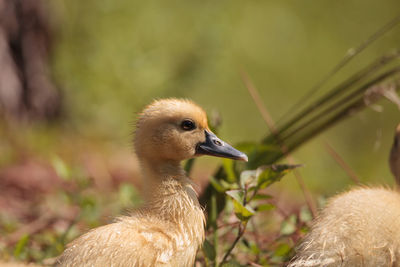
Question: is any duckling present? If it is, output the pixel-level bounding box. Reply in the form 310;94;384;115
56;98;247;267
289;124;400;267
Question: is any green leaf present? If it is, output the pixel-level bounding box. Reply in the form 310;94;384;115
317;195;328;209
274;243;292;257
209;176;226;192
256;203;275;212
280;214;297;236
225;189;244;204
51;156;70;180
257;164;301;189
226;190;255;221
299;206;313;222
202;239;216;261
14;234;29;259
220;179;235;190
239;170;257;188
209;192;218;227
249;241;261;255
223;159;237;183
245;143;282;168
118;183;139;207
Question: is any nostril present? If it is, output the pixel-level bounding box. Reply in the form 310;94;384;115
213;139;223;146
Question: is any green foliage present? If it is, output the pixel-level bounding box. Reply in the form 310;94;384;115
52;156;71;181
118;183;140;207
200;163;299;266
280;215;297;236
13;235;29;260
257;165;301;189
0;154;143;263
224;164;300;223
226;190;255;221
203;239;217;261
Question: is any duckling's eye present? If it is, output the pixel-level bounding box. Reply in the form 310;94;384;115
181;119;196;131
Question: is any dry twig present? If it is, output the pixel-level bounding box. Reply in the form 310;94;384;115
241;70;317;217
325;142;361;184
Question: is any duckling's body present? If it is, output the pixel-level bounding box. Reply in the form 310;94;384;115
58;177;204;266
289;125;400;267
57;99;246;267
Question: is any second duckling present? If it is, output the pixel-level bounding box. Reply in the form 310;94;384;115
289;124;400;267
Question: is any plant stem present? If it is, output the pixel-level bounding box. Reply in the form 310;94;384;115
278;15;400;124
220;182;251;265
242;71;317;217
220;221;248;264
211;193;219;267
325;142;361;184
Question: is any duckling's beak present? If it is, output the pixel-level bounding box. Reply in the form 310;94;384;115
196;130;248;162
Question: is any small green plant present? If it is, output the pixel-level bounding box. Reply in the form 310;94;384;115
196;160;300;266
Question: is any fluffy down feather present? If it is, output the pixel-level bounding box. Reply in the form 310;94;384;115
289;187;400;267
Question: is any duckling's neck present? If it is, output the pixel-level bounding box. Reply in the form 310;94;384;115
140;159;186;197
138;158;205;249
139;158;203;215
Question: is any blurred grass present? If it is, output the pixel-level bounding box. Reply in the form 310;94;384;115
45;0;400;195
1;0;400;264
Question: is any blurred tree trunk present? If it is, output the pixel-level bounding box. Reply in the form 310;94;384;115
0;0;60;121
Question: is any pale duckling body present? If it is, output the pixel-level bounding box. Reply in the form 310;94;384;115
289;124;400;267
56;99;247;267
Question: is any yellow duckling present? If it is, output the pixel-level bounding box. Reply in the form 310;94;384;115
56;98;247;267
289;124;400;267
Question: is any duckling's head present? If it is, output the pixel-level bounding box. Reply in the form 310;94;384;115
134;98;247;163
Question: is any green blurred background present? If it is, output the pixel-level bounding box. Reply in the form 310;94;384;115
1;0;400;262
7;0;400;195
